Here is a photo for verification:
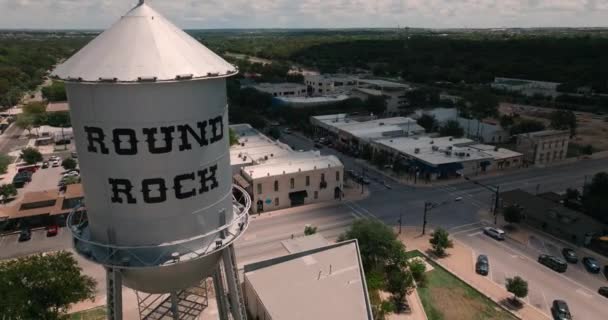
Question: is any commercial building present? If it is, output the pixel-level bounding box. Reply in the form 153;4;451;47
515;130;569;166
311;114;425;152
458;118;510;144
501;189;606;246
304;74;358;95
243;239;373;320
230;124;344;214
352;79;412;115
272;94;350;108
251;82;307;97
468;144;523;170
492;77;561;97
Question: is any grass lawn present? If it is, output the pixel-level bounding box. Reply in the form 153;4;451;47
68;307;106;320
407;251;517;320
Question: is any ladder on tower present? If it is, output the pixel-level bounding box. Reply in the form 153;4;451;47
223;245;247;320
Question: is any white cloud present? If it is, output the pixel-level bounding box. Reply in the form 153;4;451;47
0;0;606;29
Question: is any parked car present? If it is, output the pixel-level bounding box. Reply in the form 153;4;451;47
41;161;49;169
51;160;60;167
49;155;60;161
582;257;601;273
483;227;505;240
18;229;31;242
71;152;78;159
62;171;80;178
475;254;489;276
604;265;608;279
46;225;59;237
561;248;578;264
283;128;292;134
599;287;608;298
361;178;371;185
551;300;572;320
538;254;568;273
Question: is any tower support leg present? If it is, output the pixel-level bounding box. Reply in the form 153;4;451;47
106;267;123;320
222;245;247;320
170;292;179;320
213;265;230;320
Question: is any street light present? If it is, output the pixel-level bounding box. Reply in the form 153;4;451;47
464;177;500;225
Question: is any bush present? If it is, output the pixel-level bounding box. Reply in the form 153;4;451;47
20;147;42;165
304;225;317;236
409;259;427;286
506;276;528;302
0;154;11;174
503;205;523;224
429;228;453;257
61;158;77;170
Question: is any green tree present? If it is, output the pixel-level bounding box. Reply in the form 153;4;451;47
464;89;499;136
510;119;546;135
0;251;96;320
338;219;407;271
503;205;523;224
409;258;427;286
417;114;438;133
505;276;528;303
22;101;47;115
20;147;42;165
439;120;464;138
565;188;580;200
386;267;414;310
582;172;608;223
41;81;67;102
304;225;318;236
429;228;453;257
61;158;77;170
580;144;594;156
229;128;239;146
269;127;281;140
0;154;11;174
550;110;577;137
45;111;71;127
0;184;17;203
499;115;515;130
15;114;35;136
365;95;387;115
62;176;80;186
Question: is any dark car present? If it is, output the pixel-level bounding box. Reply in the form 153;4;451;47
539;254;568;273
18;229;31;242
41;161;49;169
604;265;608;279
561;248;578;264
551;300;572;320
582;257;601;273
475;254;489;276
46;225;58;237
599;287;608;298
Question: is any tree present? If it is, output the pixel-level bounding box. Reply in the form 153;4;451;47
0;184;17;203
61;158;77;171
0;251;96;320
15;114;35;136
268;127;281;140
22;101;47;115
429;228;453;257
503;205;523;224
505;276;528;303
365;95;387;115
580;144;594;156
582;172;608;223
386;267;414;310
499;115;515;130
62;176;80;186
464;89;499;136
565;188;580;200
45;111;71;128
304;225;318;236
439;120;464;138
20;147;42;165
409;258;427;286
417;114;438;133
229;128;239;146
510;119;546;135
41;81;67;102
0;154;11;174
338;219;407;271
550;110;577;137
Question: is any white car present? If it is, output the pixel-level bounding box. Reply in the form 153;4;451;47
49;155;60;161
483;227;505;240
62;171;80;178
51;160;60;167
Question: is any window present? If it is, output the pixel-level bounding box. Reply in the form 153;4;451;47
274;198;279;206
553;151;558;159
306;176;310;186
274;181;279;192
321;173;326;183
290;178;295;189
546;152;551;161
336;171;340;182
562;140;565;146
540;153;545;161
542;143;545;150
314;191;318;199
257;184;262;195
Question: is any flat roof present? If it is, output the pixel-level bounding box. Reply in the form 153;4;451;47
244;240;373;320
252;82;306;91
353;88;383;96
376;136;493;166
357;79;410;89
276;94;350;104
242;152;342;180
469;144;523;160
518;130;569;138
230;124;292;166
313;115;424;140
0;184;85;220
281;234;330;254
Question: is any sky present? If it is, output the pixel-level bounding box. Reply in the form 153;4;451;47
0;0;607;30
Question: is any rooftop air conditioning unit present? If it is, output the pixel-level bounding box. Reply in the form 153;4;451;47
449;137;453;141
447;146;453;151
379;122;385;126
445;151;452;156
432;146;439;151
414;148;420;154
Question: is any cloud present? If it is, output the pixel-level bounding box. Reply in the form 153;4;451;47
0;0;606;29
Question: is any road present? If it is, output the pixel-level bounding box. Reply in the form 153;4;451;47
0;123;27;154
1;130;608;318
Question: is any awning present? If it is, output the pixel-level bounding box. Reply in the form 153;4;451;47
289;191;308;200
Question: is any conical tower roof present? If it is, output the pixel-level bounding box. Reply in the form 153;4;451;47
52;1;237;83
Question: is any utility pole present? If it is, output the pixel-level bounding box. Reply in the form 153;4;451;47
494;185;500;225
398;212;403;234
422;202;430;235
360;166;365;195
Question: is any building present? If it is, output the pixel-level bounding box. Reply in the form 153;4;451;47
304;74;358;95
515;130;569;166
374;136;494;179
468;144;523;170
243;239;373;320
272;94;350;108
501;189;606;246
251;82;307;97
352;79;412;115
492;77;561;97
414;108;459;125
311;114;425;152
230;124;344;214
458;118;510;144
0;184;84;229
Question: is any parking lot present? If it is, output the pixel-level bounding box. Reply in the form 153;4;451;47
452;224;608;320
0;226;72;260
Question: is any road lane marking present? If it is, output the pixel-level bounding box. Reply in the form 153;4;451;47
575;288;594;298
468;231;482;237
449;222;481;232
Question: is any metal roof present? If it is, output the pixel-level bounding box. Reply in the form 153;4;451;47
52;1;237;83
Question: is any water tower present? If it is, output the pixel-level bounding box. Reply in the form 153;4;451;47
52;1;250;319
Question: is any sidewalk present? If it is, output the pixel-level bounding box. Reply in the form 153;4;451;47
399;228;550;320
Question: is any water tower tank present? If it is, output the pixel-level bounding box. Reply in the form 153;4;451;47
52;1;249;294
